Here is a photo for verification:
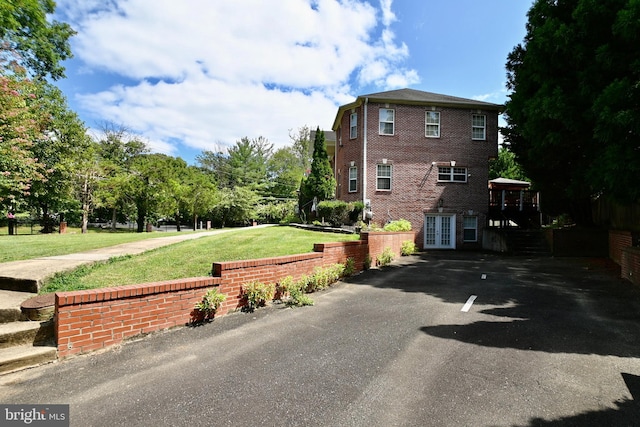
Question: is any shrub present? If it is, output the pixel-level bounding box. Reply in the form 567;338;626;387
363;254;372;270
316;200;349;227
348;201;365;224
376;247;395;267
401;240;418;256
242;281;276;311
383;219;412;232
280;275;314;307
343;257;356;277
306;263;345;292
194;288;226;321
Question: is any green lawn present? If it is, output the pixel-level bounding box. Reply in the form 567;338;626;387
40;226;360;294
0;227;203;263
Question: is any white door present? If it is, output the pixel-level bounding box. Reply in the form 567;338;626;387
424;214;456;249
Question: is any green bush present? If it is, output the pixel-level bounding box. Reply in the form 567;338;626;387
383;219;412;232
376;247;395;267
316;200;349;227
400;240;418;256
348;201;365;224
363;254;372;270
279;275;314;307
343;257;356;276
194;288;226;321
242;281;276;311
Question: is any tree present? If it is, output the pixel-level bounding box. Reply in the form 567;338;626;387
267;147;306;198
0;73;45;207
299;128;335;219
197;137;272;194
0;0;75;80
21;80;88;232
489;146;528;181
210;186;259;228
94;124;148;230
504;0;640;224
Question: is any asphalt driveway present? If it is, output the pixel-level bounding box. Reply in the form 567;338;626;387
2;252;640;426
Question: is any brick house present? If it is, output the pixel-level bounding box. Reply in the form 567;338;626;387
331;88;502;249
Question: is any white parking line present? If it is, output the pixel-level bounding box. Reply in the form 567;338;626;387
461;295;477;312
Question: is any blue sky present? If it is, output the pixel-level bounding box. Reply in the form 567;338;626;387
53;0;533;164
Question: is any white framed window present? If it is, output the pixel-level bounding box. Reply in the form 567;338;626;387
348;166;357;192
350;112;357;139
472;114;486;140
463;216;478;242
438;166;467;182
376;164;392;190
379;109;395;135
425;111;440;137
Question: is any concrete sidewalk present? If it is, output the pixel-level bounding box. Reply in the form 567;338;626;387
0;225;271;293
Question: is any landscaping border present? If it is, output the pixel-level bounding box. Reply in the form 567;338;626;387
54;231;415;358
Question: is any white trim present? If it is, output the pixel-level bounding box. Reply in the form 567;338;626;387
379;108;395;135
424;214;457;249
376;164;392;191
472;114;486;140
348;166;357;193
425;111;440;138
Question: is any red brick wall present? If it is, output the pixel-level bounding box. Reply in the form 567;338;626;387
55;277;218;358
335;101;498;249
621;247;640;286
54;234;411;358
610;230;633;265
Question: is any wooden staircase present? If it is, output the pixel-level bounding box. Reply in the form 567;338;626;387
0;288;56;375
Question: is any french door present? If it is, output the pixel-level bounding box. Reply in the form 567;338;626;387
424;214;456;249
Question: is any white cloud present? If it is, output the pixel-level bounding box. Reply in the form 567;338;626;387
56;0;419;157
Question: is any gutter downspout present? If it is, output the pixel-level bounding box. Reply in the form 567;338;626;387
362;97;368;220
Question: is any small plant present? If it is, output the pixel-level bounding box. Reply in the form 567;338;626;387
343;257;356;277
242;281;276;312
307;263;345;292
285;277;314;307
383;219;412;232
194;288;226;322
376;247;395;267
400;240;418;256
363;254;372;270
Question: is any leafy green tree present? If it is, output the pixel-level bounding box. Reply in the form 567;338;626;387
210;186;259;227
489;146;528;181
94;124;148;230
0;0;75;80
0;73;45;207
198;137;272;193
504;0;640;223
126;154;186;232
180;166;217;230
300;128;335;219
21;81;88;232
267;146;306;198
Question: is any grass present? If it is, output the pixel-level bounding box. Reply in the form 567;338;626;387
40;226;360;294
0;227;203;263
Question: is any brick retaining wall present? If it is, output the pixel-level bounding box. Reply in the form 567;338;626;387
621;247;640;287
609;230;640;286
54;232;415;358
610;230;633;265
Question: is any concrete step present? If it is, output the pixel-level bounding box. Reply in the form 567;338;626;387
0;290;35;323
0;344;57;375
0;321;54;349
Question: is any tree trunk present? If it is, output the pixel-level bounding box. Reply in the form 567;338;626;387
81;174;90;234
176;210;181;232
193;213;198;231
111;207;117;231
